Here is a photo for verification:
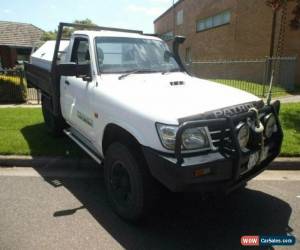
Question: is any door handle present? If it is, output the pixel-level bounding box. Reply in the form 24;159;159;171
65;80;70;85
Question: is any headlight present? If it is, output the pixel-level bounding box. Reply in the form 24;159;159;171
182;127;210;150
156;124;178;150
156;124;211;151
264;114;277;138
236;123;250;149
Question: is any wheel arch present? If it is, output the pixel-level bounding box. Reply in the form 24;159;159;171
102;123;143;156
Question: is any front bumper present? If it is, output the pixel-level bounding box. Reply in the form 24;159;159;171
143;102;283;193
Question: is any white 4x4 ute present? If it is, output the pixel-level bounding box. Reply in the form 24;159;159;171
25;23;283;221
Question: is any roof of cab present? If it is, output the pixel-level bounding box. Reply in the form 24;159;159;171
73;30;161;41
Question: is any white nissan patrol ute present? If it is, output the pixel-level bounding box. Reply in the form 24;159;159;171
25;22;283;221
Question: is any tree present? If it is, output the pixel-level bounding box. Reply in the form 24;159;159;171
290;0;300;29
74;18;96;26
41;31;56;41
265;0;300;57
265;0;299;98
41;19;97;41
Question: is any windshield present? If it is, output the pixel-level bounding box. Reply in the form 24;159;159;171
95;37;181;74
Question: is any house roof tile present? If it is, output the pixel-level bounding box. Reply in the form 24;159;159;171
0;21;44;48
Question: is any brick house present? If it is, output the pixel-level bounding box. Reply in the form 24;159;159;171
0;21;43;69
154;0;300;86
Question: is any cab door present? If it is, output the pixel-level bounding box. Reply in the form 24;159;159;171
61;36;96;139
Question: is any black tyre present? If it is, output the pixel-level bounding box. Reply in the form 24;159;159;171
41;95;65;137
104;142;158;222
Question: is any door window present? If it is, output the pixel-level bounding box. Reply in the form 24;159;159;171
71;38;90;64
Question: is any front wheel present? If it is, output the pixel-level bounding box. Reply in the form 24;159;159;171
104;142;158;222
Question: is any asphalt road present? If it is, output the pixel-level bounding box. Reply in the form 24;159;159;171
0;166;299;250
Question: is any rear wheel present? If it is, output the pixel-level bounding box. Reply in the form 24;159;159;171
104;142;158;222
41;95;65;137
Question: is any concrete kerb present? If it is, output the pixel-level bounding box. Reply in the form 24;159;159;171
0;155;299;170
0;155;99;169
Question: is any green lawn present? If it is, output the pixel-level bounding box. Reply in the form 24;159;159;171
279;102;300;157
0;105;299;156
0;108;82;156
213;79;290;97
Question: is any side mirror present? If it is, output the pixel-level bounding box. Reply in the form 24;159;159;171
57;63;92;81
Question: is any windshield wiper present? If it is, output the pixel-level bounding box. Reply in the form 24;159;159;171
118;69;159;80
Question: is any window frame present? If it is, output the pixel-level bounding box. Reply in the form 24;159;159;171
176;9;184;26
70;37;91;64
196;10;231;33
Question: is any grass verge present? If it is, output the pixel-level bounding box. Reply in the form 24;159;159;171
0;108;82;156
0;104;299;157
279;102;300;157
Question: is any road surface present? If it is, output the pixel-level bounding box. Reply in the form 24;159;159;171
0;165;299;250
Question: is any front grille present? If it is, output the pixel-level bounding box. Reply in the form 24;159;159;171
208;116;267;155
209;128;231;148
208;127;236;156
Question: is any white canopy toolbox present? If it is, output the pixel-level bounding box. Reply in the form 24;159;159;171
30;40;70;71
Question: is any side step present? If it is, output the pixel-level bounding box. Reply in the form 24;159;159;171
64;129;102;165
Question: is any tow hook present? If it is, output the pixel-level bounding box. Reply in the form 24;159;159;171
249;107;265;162
248;108;264;134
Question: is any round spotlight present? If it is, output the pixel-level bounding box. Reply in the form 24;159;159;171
264;114;277;138
236;123;250;149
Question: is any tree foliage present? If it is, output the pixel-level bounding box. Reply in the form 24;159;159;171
41;19;97;41
266;0;300;29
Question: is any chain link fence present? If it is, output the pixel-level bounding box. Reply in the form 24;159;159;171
186;57;297;97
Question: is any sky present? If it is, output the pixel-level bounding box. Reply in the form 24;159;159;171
0;0;175;33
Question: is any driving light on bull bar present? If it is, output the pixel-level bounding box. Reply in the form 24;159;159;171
236;123;250;149
264;113;277;138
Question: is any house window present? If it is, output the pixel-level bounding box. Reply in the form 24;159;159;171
176;10;183;25
185;47;192;63
196;10;231;32
161;31;174;41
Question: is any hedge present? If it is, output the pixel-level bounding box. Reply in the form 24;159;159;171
0;73;27;103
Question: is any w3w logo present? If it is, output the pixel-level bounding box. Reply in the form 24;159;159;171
241;236;260;246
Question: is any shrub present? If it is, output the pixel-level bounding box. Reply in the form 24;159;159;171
0;72;27;103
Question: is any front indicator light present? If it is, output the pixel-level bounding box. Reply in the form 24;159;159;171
194;168;211;177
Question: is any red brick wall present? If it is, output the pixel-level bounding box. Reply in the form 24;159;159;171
154;0;300;85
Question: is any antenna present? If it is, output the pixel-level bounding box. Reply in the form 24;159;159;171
267;69;275;105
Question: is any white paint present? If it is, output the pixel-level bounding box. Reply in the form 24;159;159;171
31;40;70;71
31;30;261;157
